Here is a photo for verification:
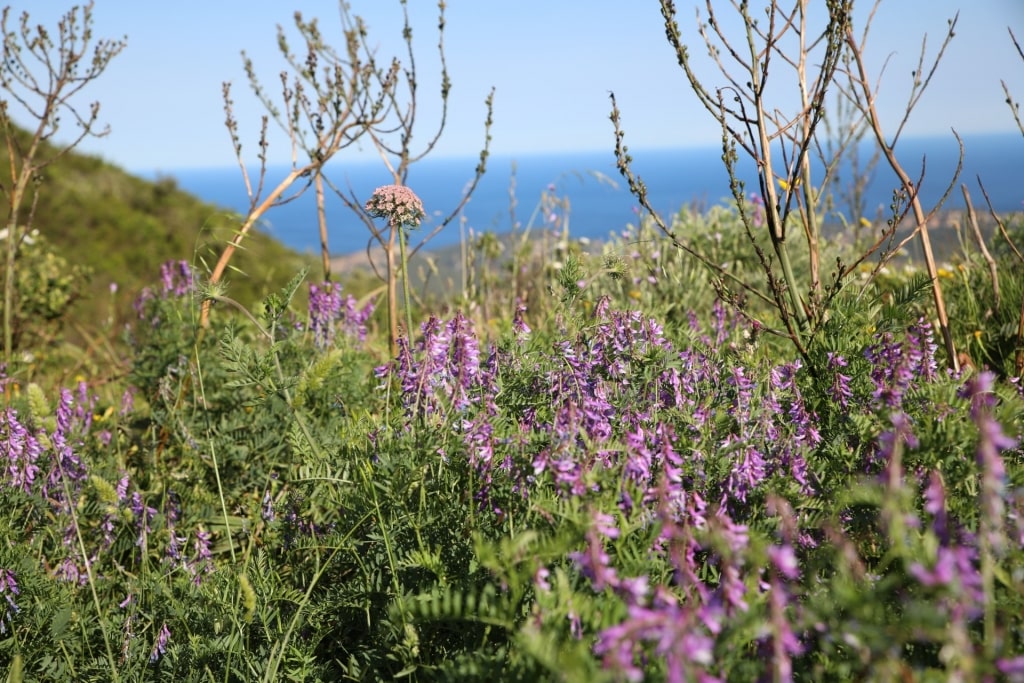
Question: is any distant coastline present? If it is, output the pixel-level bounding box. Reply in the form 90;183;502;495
160;132;1022;258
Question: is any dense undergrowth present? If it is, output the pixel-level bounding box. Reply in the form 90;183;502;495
2;201;1023;681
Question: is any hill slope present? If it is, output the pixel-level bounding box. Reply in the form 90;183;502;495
1;126;310;344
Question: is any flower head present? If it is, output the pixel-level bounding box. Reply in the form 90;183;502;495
365;184;425;228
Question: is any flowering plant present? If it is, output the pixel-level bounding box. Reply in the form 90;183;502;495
365;184;425;229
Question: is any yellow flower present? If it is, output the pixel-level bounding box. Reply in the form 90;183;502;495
937;268;952;279
859;216;872;229
777;176;801;192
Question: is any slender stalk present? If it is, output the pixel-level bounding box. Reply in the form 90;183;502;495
56;458;120;681
316;171;331;282
202;167;306;326
961;184;1000;310
387;222;399;357
845;25;959;371
398;220;415;344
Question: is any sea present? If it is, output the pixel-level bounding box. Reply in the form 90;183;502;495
158;133;1022;257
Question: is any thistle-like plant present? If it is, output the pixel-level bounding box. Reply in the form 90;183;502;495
207;0;493;332
365;184;425;353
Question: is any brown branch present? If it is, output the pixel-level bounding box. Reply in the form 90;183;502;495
846;26;958;371
960;184;999;310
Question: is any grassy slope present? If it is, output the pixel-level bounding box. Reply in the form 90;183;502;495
1;126;310;341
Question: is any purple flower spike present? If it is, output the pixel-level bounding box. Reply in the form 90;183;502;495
150;622;171;662
2;408;42;494
0;568;19;635
968;371;1018;557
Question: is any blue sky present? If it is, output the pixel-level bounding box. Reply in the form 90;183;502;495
7;1;1024;173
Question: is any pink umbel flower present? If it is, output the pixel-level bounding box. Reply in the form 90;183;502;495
365;184;425;228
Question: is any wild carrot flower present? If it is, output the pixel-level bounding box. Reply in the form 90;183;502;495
364;184;425;228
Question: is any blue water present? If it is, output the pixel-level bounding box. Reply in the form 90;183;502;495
161;133;1022;255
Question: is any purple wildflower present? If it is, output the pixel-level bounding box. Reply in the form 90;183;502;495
2;408;42;493
569;527;619;593
262;490;276;522
512;299;531;341
160;260;193;297
998;656;1024;682
968;371;1017;556
748;192;765;227
595;589;720;682
150;622;171;662
865;319;939;409
119;387;136;417
130;491;158;554
826;352;853;409
190;529;214;584
0;568;18;635
308;282;374;349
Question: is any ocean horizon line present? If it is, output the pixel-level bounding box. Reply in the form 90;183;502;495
159;131;1022;257
137;129;1021;177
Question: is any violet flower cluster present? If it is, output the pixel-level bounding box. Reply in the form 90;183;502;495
0;378;218;648
308;281;375;349
133;259;196;323
381;296;1024;679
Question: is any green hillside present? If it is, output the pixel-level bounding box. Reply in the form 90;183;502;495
1;126;310;351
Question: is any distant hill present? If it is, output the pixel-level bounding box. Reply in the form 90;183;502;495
0;125;310;343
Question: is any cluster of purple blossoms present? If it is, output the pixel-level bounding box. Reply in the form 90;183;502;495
390;312;489;424
308;281;375;349
133;259;196;322
150;622;171;662
159;260;194;297
2;377;221;600
2;406;43;493
0;568;18;635
864;317;939;410
966;371;1018;557
907;472;983;604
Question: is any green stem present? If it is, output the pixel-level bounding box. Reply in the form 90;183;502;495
3;218;15;370
57;459;120;681
192;338;237;565
775;238;808;334
398;221;415;342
